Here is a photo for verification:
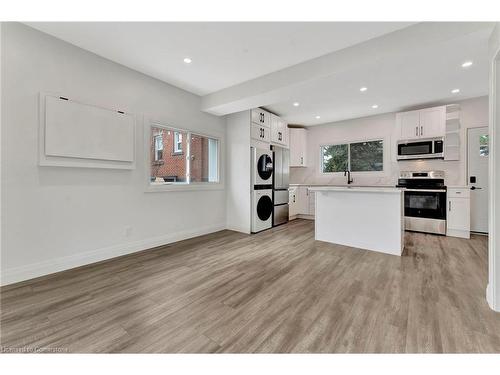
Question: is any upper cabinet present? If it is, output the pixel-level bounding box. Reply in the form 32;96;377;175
270;114;289;148
251;108;271;145
250;109;289;148
419;106;446;138
397;105;446;140
289;128;307;167
251;108;271;128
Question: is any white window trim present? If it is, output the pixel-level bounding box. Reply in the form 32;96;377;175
145;122;224;192
173;131;183;154
319;137;387;176
153;134;163;161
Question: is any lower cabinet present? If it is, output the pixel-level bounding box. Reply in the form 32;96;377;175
289;185;315;219
289;187;298;217
447;187;470;238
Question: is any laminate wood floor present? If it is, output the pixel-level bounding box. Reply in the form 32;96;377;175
1;219;499;353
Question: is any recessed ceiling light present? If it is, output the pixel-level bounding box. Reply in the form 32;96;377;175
360;87;368;92
183;57;192;64
315;115;321;119
293;102;300;107
371;104;379;109
451;89;460;94
462;61;473;68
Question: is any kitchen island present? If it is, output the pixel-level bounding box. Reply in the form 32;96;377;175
309;186;404;256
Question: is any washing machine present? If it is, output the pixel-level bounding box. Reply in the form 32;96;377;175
252;147;273;187
252;189;273;233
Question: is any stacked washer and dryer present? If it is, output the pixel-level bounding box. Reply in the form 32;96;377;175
251;145;290;233
251;147;274;232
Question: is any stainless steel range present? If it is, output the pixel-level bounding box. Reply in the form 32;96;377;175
396;170;447;235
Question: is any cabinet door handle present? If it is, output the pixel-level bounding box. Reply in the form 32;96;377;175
262;128;265;138
300;156;303;165
416;126;419;136
449;201;452;211
420;126;423;136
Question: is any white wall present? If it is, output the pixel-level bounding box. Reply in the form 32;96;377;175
290;96;489;187
225;111;251;233
1;23;226;285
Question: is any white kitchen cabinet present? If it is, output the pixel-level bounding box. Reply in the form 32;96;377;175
308;190;315;216
447;187;470;239
419;106;446;138
397;106;446;140
251;122;270;143
297;186;310;215
289;186;315;218
289;128;307;167
251;108;271;128
270;114;289;148
289;187;298;218
398;110;421;140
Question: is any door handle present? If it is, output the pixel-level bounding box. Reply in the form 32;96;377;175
470;186;482;190
420;126;423;136
416;126;418;136
449;201;452;211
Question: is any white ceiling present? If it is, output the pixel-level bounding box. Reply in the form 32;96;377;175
27;22;493;126
27;22;412;96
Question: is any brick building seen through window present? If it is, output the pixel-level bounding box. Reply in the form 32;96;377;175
150;126;218;183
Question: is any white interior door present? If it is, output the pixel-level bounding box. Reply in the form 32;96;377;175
468;126;489;233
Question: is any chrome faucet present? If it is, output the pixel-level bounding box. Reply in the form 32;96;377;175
344;168;353;184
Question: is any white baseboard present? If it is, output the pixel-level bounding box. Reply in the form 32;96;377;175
296;214;315;220
486;283;499;312
1;222;225;286
446;229;470;239
226;224;250;234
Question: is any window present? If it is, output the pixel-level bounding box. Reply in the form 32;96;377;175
321;140;384;173
480;134;489;157
322;144;348;173
150;124;219;186
153;134;163;161
350;140;383;172
190;134;219;182
173;131;183;154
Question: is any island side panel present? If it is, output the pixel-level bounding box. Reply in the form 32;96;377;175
314;190;404;256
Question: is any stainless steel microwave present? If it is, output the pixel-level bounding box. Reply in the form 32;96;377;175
397;137;444;160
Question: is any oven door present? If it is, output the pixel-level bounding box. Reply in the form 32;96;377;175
404;189;447;220
397;140;433;160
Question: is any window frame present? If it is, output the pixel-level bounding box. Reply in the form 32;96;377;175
145;122;223;192
153;133;164;162
319;137;386;176
173;131;183;154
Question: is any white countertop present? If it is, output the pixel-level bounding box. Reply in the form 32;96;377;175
289;183;395;188
308;186;403;194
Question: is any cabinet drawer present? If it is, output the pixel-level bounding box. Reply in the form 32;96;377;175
251;123;270;143
448;188;470;198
